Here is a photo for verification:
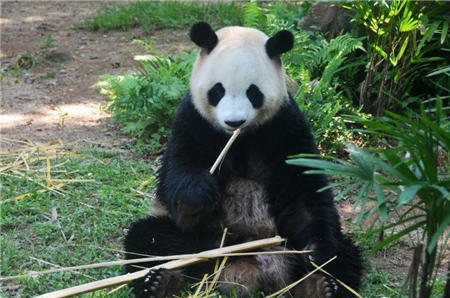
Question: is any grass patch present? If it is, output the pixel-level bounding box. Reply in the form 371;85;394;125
0;149;155;297
1;145;445;297
78;1;244;32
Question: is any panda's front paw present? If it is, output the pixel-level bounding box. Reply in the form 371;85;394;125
175;171;219;228
190;170;220;207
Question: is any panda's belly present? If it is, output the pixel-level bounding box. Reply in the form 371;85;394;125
221;177;277;240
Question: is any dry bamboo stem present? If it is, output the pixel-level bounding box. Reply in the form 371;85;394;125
209;129;240;174
36;236;284;298
1;249;309;282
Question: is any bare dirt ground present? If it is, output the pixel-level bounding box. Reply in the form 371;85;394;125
1;0;447;291
1;1;192;151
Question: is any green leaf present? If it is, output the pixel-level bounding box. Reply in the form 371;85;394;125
365;214;425;237
390;36;409;67
416;21;441;56
371;221;425;253
441;21;448;44
398;185;422;205
426;66;450;77
374;45;388;59
399;12;419;32
355;183;371;224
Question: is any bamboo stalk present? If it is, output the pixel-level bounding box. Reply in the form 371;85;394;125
36;236;284;298
209;129;240;174
1;249;309;282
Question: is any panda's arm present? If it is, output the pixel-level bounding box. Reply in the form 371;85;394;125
156;95;223;230
270;100;342;262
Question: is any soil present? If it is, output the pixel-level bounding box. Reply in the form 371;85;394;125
1;1;193;152
1;0;447;291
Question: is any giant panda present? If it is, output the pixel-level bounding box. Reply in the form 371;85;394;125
124;22;363;298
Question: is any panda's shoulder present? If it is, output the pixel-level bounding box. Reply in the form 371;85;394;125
172;93;205;130
275;96;311;132
171;92;223;141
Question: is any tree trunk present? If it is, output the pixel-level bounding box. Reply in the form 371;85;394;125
419;245;437;298
402;243;422;298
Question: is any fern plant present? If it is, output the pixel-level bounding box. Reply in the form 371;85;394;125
95;52;196;152
284;31;366;153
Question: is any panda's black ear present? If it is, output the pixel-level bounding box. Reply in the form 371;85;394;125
190;22;218;54
265;30;294;59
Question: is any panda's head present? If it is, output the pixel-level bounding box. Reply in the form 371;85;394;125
189;22;294;133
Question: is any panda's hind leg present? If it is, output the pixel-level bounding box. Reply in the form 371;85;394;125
218;247;295;296
124;216;213;298
294;235;363;298
292;274;338;298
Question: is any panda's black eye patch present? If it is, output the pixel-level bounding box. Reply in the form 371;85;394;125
207;83;225;107
246;84;264;108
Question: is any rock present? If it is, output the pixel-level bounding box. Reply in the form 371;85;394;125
35;23;57;31
301;2;353;38
286;75;299;96
45;49;73;64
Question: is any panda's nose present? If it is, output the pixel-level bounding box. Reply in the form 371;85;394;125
225;120;246;128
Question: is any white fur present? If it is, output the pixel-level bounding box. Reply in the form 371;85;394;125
190;26;289;133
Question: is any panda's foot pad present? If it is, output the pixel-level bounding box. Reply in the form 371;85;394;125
142;268;185;298
319;275;338;298
295;274;338;298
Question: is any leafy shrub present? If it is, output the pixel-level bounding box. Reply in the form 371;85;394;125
288;95;449;297
95;52;196;152
285;31;366;154
345;0;450;115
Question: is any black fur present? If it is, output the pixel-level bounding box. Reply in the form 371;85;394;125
265;30;294;59
246;84;264;108
207;82;225;107
190;22;218;54
124;93;363;297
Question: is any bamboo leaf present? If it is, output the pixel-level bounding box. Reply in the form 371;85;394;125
398;185;422;204
396;36;409;64
416;21;441;56
365;214;425;237
441;21;448;44
426;66;450;77
374;45;388;59
371;221;425;253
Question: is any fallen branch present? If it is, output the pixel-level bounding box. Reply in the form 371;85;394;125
36;236;284;298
